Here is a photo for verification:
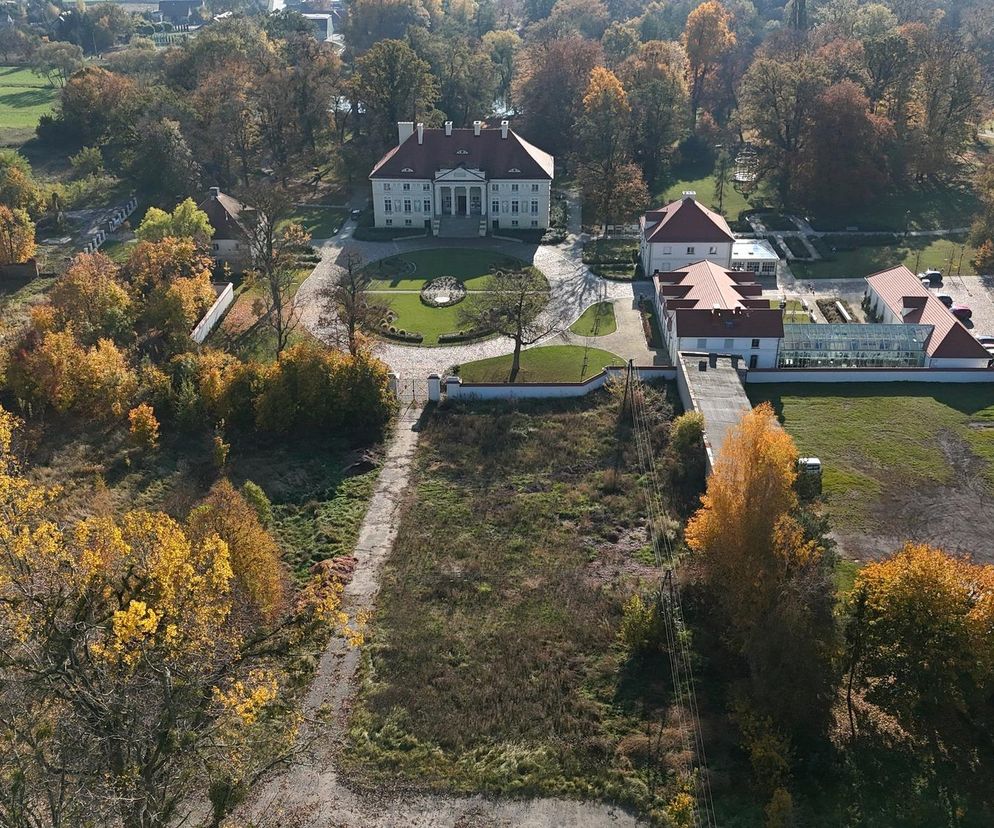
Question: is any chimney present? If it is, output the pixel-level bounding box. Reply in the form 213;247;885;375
682;190;697;201
397;121;415;144
209;186;220;198
500;120;509;139
712;302;720;316
417;122;424;144
444;121;453;136
708;352;718;368
473;120;482;136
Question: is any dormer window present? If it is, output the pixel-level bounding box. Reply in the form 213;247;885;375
508;167;521;173
401;167;414;173
455;149;469;155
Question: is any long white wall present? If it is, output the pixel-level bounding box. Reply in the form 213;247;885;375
191;282;234;344
443;366;676;401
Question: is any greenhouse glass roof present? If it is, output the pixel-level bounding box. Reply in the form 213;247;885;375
778;323;933;368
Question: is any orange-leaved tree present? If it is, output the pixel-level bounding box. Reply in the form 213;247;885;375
685;402;837;736
0;203;36;265
683;0;736;127
848;543;994;750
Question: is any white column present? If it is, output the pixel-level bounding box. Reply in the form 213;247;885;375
464;187;470;216
481;184;487;216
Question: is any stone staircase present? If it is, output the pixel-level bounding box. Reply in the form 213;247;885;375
437;216;485;238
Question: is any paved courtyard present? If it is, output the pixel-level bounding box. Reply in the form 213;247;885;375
296;221;663;377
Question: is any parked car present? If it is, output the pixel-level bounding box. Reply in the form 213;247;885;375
350;208;361;220
951;304;972;321
920;269;942;284
937;294;954;307
975;334;994;346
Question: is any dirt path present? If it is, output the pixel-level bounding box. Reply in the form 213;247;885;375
240;402;644;828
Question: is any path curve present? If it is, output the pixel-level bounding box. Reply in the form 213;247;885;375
296;230;642;377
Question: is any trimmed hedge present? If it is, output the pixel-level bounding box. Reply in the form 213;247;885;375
379;328;424;344
438;328;492;344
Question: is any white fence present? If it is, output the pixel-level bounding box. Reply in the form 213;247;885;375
80;196;139;255
433;365;676;402
190;282;234;344
746;368;994;384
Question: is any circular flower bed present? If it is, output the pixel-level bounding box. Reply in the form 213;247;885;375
420;276;466;308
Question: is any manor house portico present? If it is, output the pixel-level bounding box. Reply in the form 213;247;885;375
369;120;554;236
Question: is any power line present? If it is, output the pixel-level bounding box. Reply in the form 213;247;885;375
624;364;717;827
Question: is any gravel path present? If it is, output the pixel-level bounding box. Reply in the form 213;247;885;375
240;401;644;827
295;226;642;377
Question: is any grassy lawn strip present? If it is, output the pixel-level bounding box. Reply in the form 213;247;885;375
283;205;347;239
458;345;623;383
792;237;977;279
570;302;617;336
342;391;685;812
747;384;994;540
0;66;57;133
366;249;526;290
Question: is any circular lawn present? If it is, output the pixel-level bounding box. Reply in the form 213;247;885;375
364;249;548;346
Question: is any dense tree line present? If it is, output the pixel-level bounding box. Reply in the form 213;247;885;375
10;0;988;216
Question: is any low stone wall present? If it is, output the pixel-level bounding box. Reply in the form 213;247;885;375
434;365;676;401
190;282;234;344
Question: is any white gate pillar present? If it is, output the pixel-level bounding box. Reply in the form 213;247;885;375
427;374;441;402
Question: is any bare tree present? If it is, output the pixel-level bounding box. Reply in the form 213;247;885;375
243;189;311;358
319;248;387;355
458;267;558;383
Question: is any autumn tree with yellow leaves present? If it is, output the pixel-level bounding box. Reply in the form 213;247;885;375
847;543;994;758
683;0;736;127
0;407;353;826
686;403;838;737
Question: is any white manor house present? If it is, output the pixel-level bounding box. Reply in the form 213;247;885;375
369;120;554;237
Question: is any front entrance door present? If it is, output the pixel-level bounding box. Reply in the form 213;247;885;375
457;194;467;214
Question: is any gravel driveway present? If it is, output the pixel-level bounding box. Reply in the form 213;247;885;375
295;226;648;376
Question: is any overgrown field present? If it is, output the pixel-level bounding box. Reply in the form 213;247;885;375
748;384;994;560
343;388;719;816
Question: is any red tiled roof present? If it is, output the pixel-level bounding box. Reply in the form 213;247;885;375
674;308;785;338
654;260;783;338
654;260;764;308
641;196;734;244
369;127;554;180
866;265;990;360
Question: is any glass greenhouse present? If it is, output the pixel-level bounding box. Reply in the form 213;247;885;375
777;324;932;368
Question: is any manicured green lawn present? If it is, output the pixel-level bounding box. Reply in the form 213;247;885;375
748;384;994;540
365;249;527;290
283;205;347;239
657;170;752;222
806;180;981;232
458;344;623;382
792;237;978;280
0;66;57;138
569;302;617;336
380;293;466;344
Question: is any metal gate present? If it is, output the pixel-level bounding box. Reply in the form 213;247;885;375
394;376;427;406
